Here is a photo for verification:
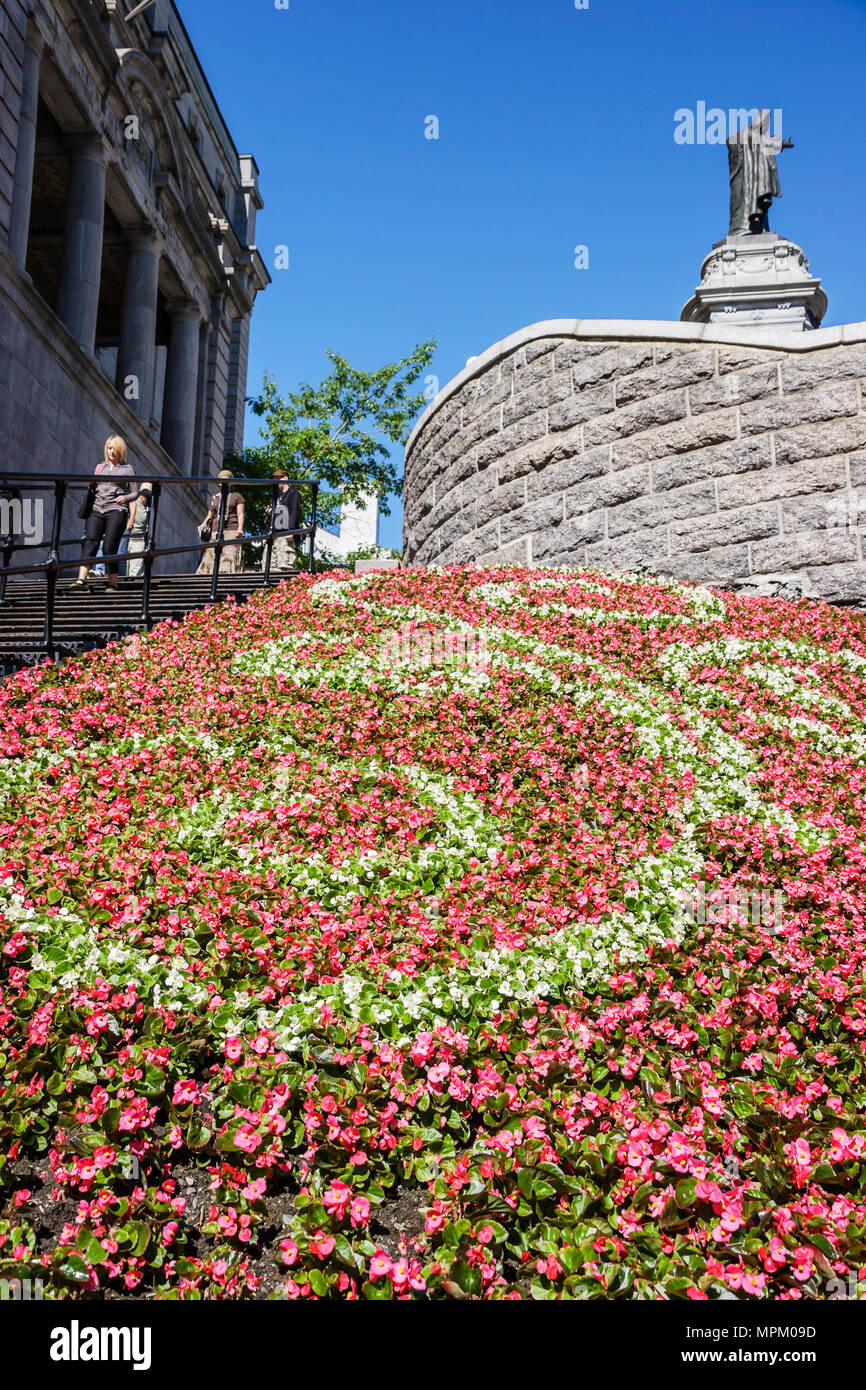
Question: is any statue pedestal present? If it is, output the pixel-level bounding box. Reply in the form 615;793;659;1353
681;233;827;332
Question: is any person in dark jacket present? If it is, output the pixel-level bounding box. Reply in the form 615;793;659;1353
72;436;137;592
266;471;302;571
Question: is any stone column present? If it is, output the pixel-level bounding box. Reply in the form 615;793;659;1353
200;295;232;472
161;300;201;472
192;320;210;474
116;230;160;421
55;135;107;350
8;28;45;267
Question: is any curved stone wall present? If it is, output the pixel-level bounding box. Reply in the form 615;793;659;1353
402;319;866;602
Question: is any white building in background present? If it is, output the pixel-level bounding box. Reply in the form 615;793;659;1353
316;493;387;561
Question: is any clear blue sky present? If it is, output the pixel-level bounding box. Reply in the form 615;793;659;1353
180;0;866;550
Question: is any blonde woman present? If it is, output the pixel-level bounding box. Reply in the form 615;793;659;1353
72;436;138;592
196;469;245;575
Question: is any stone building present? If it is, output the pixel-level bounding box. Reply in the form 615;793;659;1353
403;322;866;604
0;0;269;558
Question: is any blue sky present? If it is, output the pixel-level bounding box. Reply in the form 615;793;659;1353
180;0;866;550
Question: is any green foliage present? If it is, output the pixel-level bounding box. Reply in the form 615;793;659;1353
315;543;402;574
243;341;437;531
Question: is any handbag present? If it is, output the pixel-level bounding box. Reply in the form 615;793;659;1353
77;462;103;520
200;517;213;543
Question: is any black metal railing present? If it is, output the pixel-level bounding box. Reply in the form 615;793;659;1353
0;471;319;658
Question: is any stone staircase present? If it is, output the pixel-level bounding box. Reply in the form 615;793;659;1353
0;571;298;678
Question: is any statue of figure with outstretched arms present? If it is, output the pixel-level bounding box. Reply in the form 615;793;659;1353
727;109;794;235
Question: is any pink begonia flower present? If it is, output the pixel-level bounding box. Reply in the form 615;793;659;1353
477;1225;495;1245
224;1037;243;1061
172;1079;200;1106
217;1209;237;1236
786;1138;812;1168
740;1271;766;1296
323;1181;352;1219
349;1196;370;1228
369;1250;393;1280
310;1232;335;1259
829;1128;864;1162
409;1033;435;1067
279;1239;299;1267
763;1237;788;1273
117;1098;155;1132
234;1124;262;1154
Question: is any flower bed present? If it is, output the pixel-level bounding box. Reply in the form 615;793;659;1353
1;564;866;1299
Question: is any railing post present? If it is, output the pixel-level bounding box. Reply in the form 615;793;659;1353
0;524;11;606
139;479;161;627
308;482;318;575
209;479;229;603
0;540;10;606
44;479;66;657
263;481;277;586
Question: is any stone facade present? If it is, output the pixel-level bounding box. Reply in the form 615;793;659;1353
0;0;269;561
403;319;866;603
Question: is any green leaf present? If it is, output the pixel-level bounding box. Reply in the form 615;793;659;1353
186;1121;212;1150
675;1178;697;1208
56;1251;90;1284
362;1277;393;1300
451;1260;482;1297
102;1107;121;1137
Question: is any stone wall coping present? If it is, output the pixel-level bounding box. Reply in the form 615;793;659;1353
406;317;866;456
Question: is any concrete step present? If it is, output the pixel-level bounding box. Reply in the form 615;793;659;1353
0;571;301;677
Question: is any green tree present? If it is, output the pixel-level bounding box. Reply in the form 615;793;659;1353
239;340;437;534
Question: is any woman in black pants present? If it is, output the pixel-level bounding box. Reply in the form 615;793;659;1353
72;437;138;592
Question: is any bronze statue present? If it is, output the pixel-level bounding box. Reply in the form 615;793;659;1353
727;109;794;236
